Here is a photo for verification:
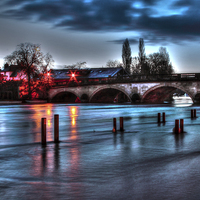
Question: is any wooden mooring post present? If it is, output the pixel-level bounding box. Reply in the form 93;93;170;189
180;119;184;133
120;117;124;131
162;112;166;123
113;118;116;133
175;119;179;134
41;118;46;145
54;114;59;143
191;109;194;119
157;113;161;123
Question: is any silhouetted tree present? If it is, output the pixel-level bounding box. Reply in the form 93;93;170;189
41;53;54;73
106;60;121;68
4;42;54;99
138;38;145;64
148;47;174;74
131;57;141;74
138;38;149;74
122;38;132;74
64;61;87;69
3;63;9;70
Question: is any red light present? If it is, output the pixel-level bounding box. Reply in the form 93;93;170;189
72;73;75;78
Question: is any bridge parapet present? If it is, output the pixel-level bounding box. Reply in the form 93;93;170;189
48;78;200;103
50;73;200;88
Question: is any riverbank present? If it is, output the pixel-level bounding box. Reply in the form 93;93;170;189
0;100;22;105
0;100;48;105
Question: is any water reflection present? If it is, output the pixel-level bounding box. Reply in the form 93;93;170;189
30;104;53;142
68;106;83;197
30;145;60;177
174;133;184;149
72;117;76;126
70;130;78;140
71;107;76;116
31;105;43;142
29;106;81;178
46;104;53;141
54;144;60;170
67;106;81;172
113;133;125;148
41;147;47;173
69;106;79;141
2;104;200;199
70;106;78;127
47;108;51;116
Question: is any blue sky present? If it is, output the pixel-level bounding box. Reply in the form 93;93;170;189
0;0;200;72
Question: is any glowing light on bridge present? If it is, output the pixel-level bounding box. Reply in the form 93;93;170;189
68;70;79;83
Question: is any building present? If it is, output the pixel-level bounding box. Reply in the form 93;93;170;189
0;65;26;81
50;67;128;86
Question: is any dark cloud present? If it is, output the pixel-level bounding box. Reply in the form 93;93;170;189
1;0;200;45
1;0;28;6
141;0;159;6
56;0;135;31
108;38;139;45
171;0;193;8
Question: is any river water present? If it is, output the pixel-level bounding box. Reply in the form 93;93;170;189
1;99;200;199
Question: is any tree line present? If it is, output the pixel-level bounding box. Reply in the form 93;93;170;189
107;38;174;75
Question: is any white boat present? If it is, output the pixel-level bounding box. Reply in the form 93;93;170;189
173;94;193;106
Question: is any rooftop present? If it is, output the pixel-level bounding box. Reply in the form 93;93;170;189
51;67;127;79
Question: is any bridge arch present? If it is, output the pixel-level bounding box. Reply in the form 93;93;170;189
142;84;194;103
89;85;131;103
50;88;81;103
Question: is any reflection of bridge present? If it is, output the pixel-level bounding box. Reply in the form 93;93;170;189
48;73;200;103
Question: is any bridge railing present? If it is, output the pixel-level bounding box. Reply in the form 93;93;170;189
50;73;200;88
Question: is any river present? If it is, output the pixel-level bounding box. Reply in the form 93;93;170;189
1;99;200;199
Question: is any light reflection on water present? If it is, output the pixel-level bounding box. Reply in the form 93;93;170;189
1;102;200;199
28;104;81;142
70;106;78;127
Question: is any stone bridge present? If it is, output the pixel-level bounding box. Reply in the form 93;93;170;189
48;80;200;103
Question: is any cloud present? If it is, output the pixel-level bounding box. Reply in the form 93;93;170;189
108;38;139;45
1;0;200;45
171;0;193;8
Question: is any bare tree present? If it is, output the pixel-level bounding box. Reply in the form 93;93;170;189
122;38;132;74
41;52;54;73
5;42;54;99
64;61;87;69
106;60;121;68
